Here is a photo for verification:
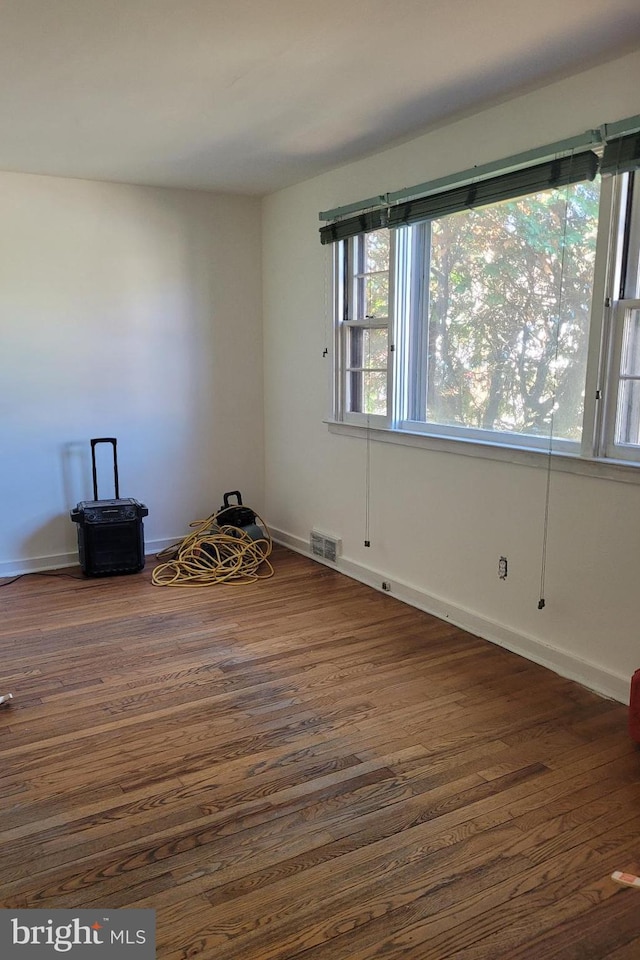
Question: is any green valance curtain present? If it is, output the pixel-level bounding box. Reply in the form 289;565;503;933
319;152;598;244
387;152;598;229
600;132;640;175
319;209;386;245
319;113;640;245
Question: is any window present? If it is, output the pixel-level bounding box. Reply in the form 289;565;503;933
402;180;600;450
330;144;640;466
338;229;392;418
602;173;640;460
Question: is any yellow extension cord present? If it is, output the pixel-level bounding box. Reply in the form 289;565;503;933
151;509;273;587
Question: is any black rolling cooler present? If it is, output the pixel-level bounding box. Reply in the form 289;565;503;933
70;438;148;576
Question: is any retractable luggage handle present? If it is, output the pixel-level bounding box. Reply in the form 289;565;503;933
90;437;120;500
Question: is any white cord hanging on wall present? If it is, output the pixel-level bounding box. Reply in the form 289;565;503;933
538;167;574;610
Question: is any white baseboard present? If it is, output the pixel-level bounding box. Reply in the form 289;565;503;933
0;552;79;577
0;537;182;579
146;537;184;557
270;527;630;706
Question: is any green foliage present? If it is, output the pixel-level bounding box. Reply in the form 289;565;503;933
426;180;600;439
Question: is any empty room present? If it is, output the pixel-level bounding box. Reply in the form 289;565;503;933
1;2;640;957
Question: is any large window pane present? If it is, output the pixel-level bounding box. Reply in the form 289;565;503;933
423;181;600;441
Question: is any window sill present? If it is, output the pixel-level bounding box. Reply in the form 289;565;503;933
325;420;640;485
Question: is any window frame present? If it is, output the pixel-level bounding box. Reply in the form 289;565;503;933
335;231;395;429
601;299;640;460
597;171;640;461
332;167;640;470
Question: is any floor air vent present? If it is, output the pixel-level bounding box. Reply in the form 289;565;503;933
310;531;341;563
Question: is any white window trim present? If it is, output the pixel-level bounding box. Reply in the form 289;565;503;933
335;233;395;429
324;417;640;486
603;299;640;460
580;175;617;459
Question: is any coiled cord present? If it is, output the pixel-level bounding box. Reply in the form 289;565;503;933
151;509;273;587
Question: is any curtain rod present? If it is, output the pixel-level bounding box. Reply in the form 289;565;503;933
318;113;640;223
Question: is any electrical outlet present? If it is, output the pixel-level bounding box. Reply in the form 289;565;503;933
498;556;508;580
382;581;391;592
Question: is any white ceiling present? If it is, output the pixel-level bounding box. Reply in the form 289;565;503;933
1;0;639;195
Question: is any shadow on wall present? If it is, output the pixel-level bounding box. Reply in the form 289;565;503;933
20;514;77;565
19;442;93;564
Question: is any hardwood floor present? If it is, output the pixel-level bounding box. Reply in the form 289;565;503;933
1;545;639;958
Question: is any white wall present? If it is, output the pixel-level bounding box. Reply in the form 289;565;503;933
262;50;640;704
0;173;263;573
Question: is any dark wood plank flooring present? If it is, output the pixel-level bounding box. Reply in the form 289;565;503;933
1;545;639;958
